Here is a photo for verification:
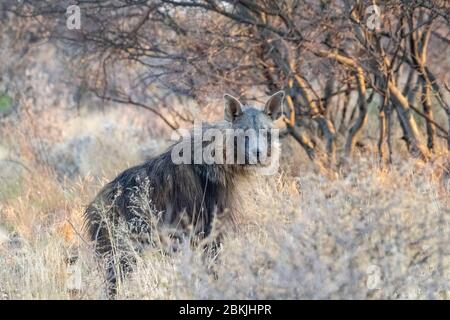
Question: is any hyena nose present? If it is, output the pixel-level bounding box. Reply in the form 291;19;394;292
256;150;269;162
256;150;262;161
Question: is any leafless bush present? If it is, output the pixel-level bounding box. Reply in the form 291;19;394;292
4;0;449;167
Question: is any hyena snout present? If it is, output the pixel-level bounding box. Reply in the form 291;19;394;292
244;135;272;164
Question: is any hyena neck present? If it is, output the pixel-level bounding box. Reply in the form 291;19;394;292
187;120;251;187
193;162;249;189
192;162;247;226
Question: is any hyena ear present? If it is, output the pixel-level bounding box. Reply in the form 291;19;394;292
224;94;243;122
264;91;285;120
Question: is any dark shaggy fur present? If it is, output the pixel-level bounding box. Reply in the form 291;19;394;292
85;148;244;296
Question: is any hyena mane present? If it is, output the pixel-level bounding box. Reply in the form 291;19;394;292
84;91;285;297
84;149;243;255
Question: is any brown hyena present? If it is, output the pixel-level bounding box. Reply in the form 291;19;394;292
84;91;285;297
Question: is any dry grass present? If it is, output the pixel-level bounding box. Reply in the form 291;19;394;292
0;109;449;300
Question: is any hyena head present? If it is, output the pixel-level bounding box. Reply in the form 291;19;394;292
223;91;285;166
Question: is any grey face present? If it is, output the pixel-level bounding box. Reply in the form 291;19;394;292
224;91;284;164
231;107;274;163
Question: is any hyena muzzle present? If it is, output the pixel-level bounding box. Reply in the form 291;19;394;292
84;91;285;298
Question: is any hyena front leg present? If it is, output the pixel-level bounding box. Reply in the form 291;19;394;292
103;217;150;299
104;251;137;299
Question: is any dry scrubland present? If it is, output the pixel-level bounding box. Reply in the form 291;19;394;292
1;0;449;300
0;108;449;300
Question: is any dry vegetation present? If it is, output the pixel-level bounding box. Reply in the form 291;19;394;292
0;109;449;299
0;0;449;300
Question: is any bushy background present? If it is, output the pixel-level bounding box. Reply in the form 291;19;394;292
0;4;449;300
